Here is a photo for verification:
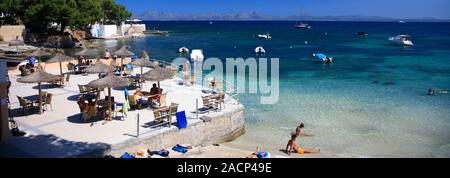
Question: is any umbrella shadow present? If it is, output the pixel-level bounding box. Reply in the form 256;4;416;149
113;86;130;91
0;134;111;158
9;107;39;117
67;114;108;125
67;94;83;101
32;84;61;90
67;114;89;124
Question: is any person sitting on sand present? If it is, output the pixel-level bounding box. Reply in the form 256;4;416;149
286;135;320;156
296;123;315;137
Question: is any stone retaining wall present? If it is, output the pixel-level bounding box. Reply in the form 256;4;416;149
92;105;245;157
0;25;25;42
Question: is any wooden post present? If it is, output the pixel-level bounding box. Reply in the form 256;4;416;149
108;87;112;121
38;83;42;115
137;113;140;137
59;61;64;88
121;56;124;76
196;99;199;119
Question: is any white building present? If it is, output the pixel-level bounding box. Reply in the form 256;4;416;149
90;21;146;39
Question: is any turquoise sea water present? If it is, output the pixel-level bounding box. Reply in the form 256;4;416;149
96;21;450;157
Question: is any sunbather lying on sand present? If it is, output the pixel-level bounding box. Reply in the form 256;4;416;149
286;135;320;156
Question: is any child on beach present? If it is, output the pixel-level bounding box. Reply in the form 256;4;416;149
295;123;315;137
286;135;320;156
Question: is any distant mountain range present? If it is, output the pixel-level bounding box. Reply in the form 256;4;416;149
134;10;450;22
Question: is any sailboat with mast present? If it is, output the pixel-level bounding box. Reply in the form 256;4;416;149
294;5;311;29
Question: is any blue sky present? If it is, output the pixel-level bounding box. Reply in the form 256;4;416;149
116;0;450;19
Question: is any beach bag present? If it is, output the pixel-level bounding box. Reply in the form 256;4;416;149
172;145;188;153
120;152;135;158
149;149;170;157
199;116;212;122
176;111;188;129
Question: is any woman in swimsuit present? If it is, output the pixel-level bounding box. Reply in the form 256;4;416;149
286;135;320;156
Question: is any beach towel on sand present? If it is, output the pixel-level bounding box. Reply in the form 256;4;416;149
148;149;170;157
172;144;188;153
120;152;135;158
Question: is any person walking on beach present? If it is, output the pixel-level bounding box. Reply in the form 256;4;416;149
286;135;320;156
295;123;315;137
104;49;111;59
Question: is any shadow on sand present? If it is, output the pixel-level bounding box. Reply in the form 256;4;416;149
0;134;111;158
32;84;61;90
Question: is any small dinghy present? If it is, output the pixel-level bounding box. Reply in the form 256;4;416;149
313;53;333;63
257;33;272;39
255;46;266;54
179;47;189;54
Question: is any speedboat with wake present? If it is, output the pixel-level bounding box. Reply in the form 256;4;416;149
389;35;414;46
313;53;333;63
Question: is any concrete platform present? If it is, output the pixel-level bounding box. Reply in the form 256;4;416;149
1;64;244;158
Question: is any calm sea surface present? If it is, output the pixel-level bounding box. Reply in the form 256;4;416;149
85;21;450;157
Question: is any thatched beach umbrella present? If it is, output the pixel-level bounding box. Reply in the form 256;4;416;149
84;60;114;74
46;53;74;87
130;58;156;79
75;47;99;58
142;67;175;89
16;69;60;115
112;45;135;73
87;73;130;121
28;49;51;64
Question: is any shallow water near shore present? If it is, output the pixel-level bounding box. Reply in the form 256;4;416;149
75;21;450;157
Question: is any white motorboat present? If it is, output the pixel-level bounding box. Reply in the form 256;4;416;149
255;46;266;54
389;35;414;46
258;33;272;39
179;47;189;54
190;49;204;62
